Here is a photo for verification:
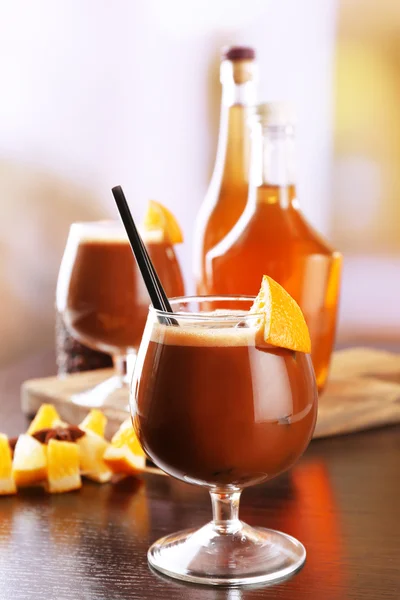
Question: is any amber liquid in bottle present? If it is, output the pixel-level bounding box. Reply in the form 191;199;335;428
193;46;257;294
204;105;342;392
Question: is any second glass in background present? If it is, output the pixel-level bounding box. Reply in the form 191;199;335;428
56;220;184;408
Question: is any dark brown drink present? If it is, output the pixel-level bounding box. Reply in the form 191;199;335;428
134;322;317;488
59;224;184;354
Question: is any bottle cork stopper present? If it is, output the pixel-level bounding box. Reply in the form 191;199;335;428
222;46;256;61
220;46;257;85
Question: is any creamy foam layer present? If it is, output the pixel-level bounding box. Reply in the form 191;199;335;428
150;320;258;347
72;222;164;244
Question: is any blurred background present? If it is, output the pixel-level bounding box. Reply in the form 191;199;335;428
0;0;398;366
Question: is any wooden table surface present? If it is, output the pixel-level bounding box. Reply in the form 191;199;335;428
0;350;399;600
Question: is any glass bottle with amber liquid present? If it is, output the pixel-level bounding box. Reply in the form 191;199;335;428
193;46;258;293
205;104;342;392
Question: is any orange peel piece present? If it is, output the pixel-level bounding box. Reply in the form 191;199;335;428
103;419;146;475
103;446;145;476
27;404;63;435
79;409;107;438
0;434;16;495
111;419;146;457
78;432;112;483
47;439;81;494
13;434;47;487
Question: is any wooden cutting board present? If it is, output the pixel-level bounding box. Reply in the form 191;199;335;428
21;347;400;439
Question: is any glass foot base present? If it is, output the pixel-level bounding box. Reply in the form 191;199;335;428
148;522;306;586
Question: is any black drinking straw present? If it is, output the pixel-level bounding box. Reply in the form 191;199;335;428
111;185;176;324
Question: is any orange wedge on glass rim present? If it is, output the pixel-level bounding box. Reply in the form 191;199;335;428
142;200;183;244
103;419;146;476
250;275;311;353
47;439;81;494
0;434;17;495
12;434;47;487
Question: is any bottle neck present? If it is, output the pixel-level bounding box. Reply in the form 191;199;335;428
221;75;257;107
212;60;257;187
249;123;297;206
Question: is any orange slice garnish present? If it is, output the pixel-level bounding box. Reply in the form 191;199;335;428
47;439;81;493
79;409;107;438
143;200;183;244
13;434;47;487
250;275;311;353
27;404;63;435
0;434;16;495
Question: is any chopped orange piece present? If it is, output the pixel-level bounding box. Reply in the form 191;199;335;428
77;432;112;483
103;446;145;475
250;275;311;353
27;404;62;435
0;434;16;495
111;419;146;457
47;439;81;493
79;409;107;438
142;200;183;244
13;434;47;487
103;419;146;475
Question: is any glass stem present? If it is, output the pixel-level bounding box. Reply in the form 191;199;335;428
210;490;242;534
113;355;128;386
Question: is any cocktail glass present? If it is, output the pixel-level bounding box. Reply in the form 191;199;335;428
131;296;317;586
56;221;184;409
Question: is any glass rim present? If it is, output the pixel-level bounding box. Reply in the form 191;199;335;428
70;219;121;228
69;220;164;243
149;295;263;320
